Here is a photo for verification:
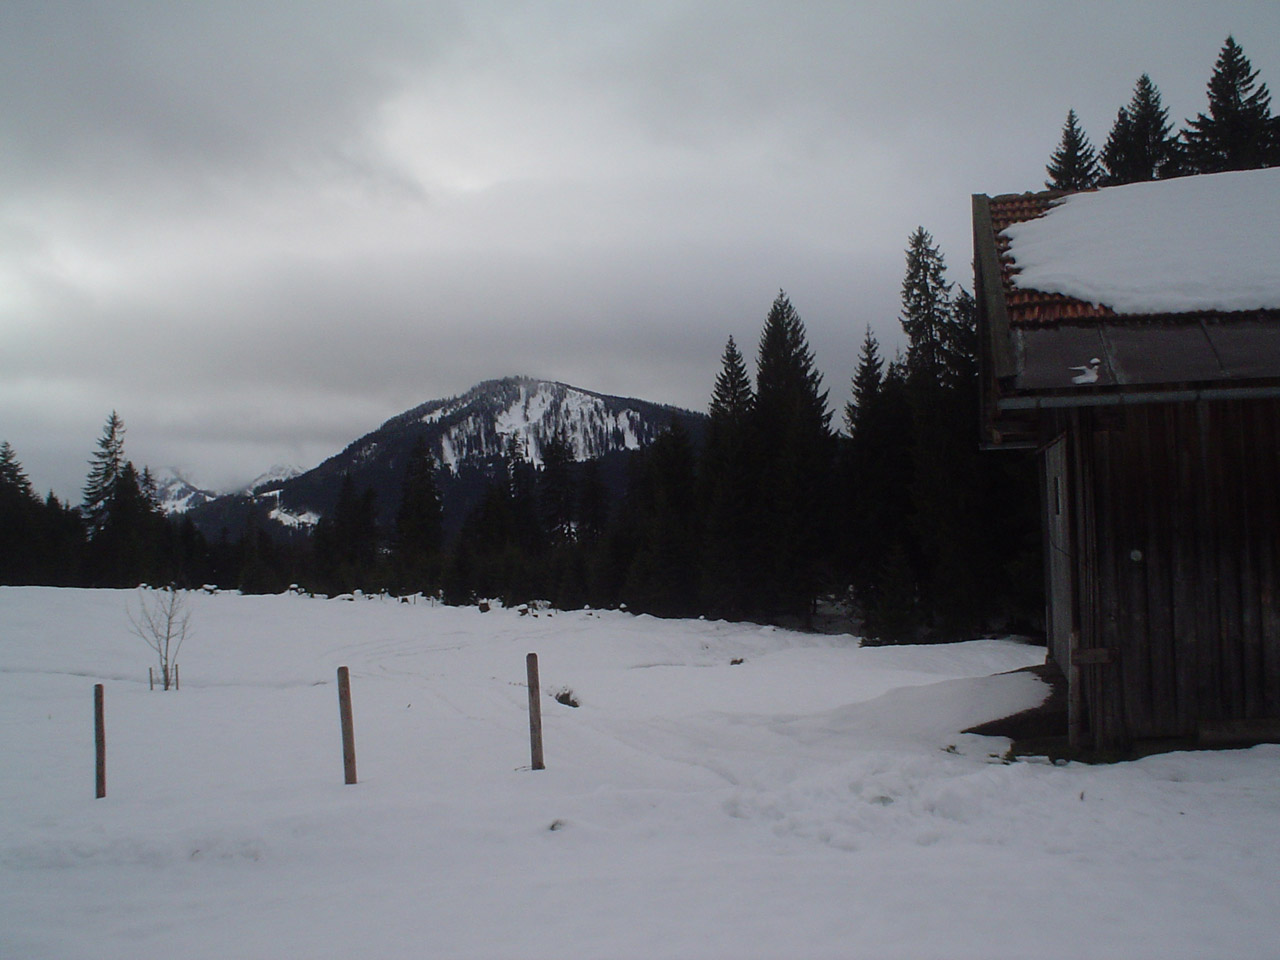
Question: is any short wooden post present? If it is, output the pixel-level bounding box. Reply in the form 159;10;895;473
526;653;545;771
149;667;154;691
174;663;180;691
1068;631;1085;750
94;684;106;799
337;666;357;785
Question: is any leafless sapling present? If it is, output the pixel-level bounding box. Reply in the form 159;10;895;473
128;585;192;691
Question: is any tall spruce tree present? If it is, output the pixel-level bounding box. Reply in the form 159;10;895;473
1182;36;1278;173
845;326;883;440
393;439;444;591
313;474;380;594
0;441;34;500
82;411;126;535
708;336;753;427
900;228;953;386
837;328;887;615
898;229;983;635
576;459;609;545
0;442;40;584
849;354;918;640
37;491;87;587
701;336;757;618
750;292;833;621
538;429;577;546
89;459;164;587
1101;74;1178;184
620;422;701;618
897;228;1032;638
943;287;979;389
1045;108;1101;190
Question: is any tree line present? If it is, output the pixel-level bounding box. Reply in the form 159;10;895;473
1046;36;1278;190
290;228;1039;640
1;229;1041;642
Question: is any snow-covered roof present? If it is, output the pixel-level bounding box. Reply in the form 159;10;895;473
1004;168;1280;315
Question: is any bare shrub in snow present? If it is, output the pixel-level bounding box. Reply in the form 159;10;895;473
128;585;192;691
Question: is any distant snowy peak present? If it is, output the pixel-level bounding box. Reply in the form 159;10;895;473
181;377;706;539
153;469;217;515
245;464;303;495
389;377;688;470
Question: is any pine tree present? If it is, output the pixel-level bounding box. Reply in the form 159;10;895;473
83;411;126;535
1045;109;1101;190
845;326;883;439
140;466;161;512
701;336;758;618
38;492;87;587
0;441;33;497
837;329;886;610
708;336;753;427
864;541;918;644
942;287;979;389
0;442;40;584
576;460;609;546
898;232;990;636
1182;36;1278;173
393;439;444;591
750;291;834;620
90;460;163;587
900;227;954;386
538;429;577;546
620;422;701;618
313;474;380;594
835;342;919;636
1101;74;1178;184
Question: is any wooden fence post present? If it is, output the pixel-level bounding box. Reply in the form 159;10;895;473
149;667;154;691
526;653;545;771
337;666;357;785
174;663;180;691
94;684;106;799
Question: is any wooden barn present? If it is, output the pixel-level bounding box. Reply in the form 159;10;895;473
972;168;1280;752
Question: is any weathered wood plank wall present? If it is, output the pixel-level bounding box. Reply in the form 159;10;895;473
1068;398;1280;748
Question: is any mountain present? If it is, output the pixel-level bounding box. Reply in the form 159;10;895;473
392;376;690;468
186;377;707;540
152;469;218;515
244;464;303;496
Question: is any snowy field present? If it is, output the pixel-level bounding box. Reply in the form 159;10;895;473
3;588;1279;960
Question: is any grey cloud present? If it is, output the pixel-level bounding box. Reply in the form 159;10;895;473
0;2;461;190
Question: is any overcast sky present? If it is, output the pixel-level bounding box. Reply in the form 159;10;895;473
3;1;1278;499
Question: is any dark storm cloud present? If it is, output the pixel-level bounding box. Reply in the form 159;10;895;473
2;1;1278;498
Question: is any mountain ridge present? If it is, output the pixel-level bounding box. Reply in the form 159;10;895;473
184;376;707;539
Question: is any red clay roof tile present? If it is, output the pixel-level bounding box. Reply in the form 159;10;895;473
988;190;1118;326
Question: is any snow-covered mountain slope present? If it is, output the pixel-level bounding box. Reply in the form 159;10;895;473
244;464;303;496
152;469;218;515
185;377;706;538
384;377;694;469
281;376;704;526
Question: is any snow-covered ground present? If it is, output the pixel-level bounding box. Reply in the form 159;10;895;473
3;588;1279;959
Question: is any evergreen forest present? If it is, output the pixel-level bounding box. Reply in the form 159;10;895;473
0;239;1038;643
1045;36;1279;190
